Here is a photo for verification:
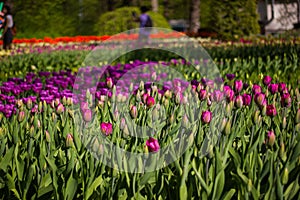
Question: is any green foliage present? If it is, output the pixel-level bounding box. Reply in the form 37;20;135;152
210;0;260;40
94;7;170;35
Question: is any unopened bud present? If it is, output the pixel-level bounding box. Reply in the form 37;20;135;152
66;133;74;147
282;117;287;129
296;109;300;124
30;125;35;137
247;179;252;192
296;123;300;132
26;98;33;109
280;143;287;161
45;130;51;142
182;114;189;128
282;168;289;185
130;106;137;119
224;120;231;135
18;111;25;122
139;81;144;91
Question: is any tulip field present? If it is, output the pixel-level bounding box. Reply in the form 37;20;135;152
0;35;300;200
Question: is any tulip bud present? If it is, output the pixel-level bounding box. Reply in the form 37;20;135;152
106;77;113;89
120;118;126;130
52;112;56;121
282;117;287;129
66;133;74;147
56;103;64;114
123;125;129;137
199;89;207;101
280;142;287;161
224;120;231;135
130;106;137;119
267;130;275;146
26;98;33;109
45;130;51;143
296;123;300;133
220;118;227;132
235;95;243;108
226;103;232;116
82;109;92;122
62;96;67;105
262;105;266;116
30;125;35;137
18;111;25;122
67;97;73;106
182;114;189;128
247;179;252;192
129;83;133;93
16;99;23;108
0;127;4;138
139;81;144;91
54;98;60;107
296;109;300;124
282;168;289;185
169;114;174;124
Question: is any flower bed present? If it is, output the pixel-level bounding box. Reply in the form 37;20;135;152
0;56;299;199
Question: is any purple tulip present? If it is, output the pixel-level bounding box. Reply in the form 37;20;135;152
100;122;113;136
146;137;160;152
211;90;223;102
252;84;262;94
201;111;212;124
234;80;243;93
268;84;278;94
263;76;272;86
266;104;277;117
278;83;286;93
281;93;292;108
224;86;234;102
242;94;252;106
226;74;235;80
267;130;275;146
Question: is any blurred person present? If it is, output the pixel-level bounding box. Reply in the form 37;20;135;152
1;5;14;50
133;6;152;43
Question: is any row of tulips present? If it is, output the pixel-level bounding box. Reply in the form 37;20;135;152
0;58;300;199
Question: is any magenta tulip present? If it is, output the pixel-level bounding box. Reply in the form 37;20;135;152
266;104;277;117
234;80;243;93
100;122;113;136
263;76;272;86
201;111;212;124
146;137;160;152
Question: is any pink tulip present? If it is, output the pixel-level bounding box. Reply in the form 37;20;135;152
252;84;262;94
268;84;278;94
82;109;92;122
235;95;243;108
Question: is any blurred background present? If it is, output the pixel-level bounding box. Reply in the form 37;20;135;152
1;0;300;40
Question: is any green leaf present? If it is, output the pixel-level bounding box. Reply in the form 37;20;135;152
222;189;236;200
85;176;103;200
179;183;187;200
0;147;14;171
65;172;78;200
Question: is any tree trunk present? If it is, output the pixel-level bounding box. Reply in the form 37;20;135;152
151;0;158;12
189;0;200;34
163;0;169;19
